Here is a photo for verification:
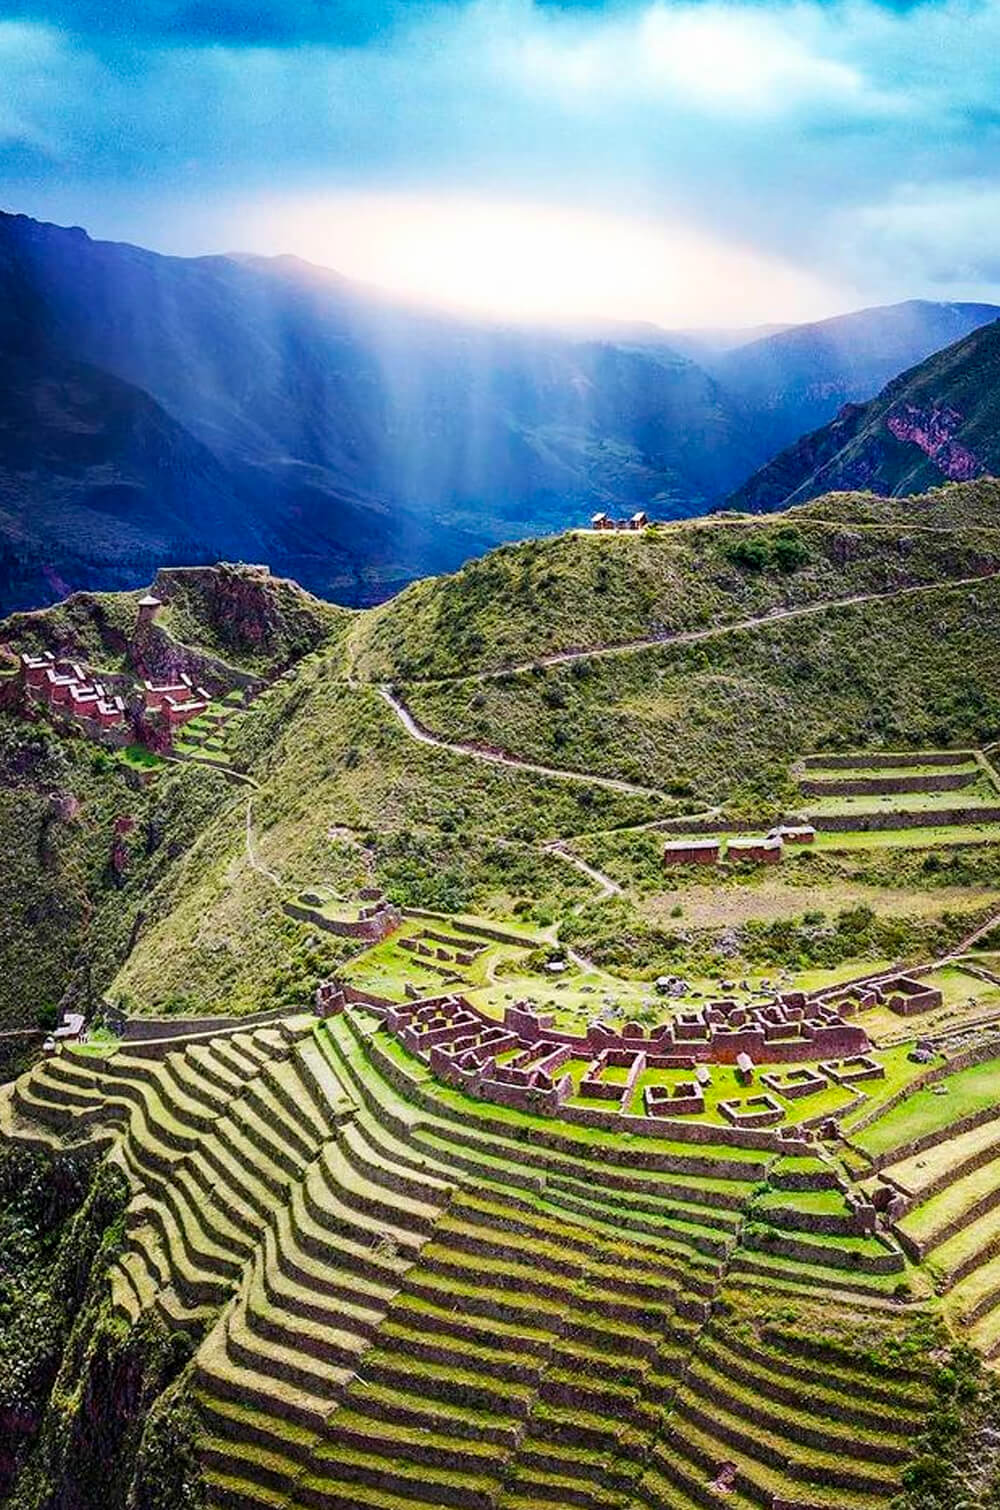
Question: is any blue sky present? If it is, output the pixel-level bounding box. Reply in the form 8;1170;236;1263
3;0;1000;325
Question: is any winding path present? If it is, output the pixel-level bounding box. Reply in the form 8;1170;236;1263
440;568;1000;684
543;839;622;901
378;685;666;799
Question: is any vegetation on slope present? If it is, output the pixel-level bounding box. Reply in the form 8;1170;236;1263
108;668;668;1015
403;574;1000;805
150;563;350;677
0;720;228;1029
0;1144;202;1510
348;495;1000;680
728;316;1000;513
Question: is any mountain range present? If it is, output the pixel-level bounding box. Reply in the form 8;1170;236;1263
1;207;998;612
729;315;1000;512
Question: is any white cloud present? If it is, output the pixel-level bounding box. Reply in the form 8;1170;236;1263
504;1;873;118
226;189;851;326
6;0;1000;319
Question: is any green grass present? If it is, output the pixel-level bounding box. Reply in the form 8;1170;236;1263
852;1055;1000;1158
400;573;1000;810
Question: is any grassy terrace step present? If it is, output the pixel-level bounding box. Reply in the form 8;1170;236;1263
243;1075;323;1165
449;1189;722;1280
925;1203;1000;1286
13;1073;108;1130
638;1457;757;1510
302;1160;427;1256
542;1181;737;1259
390;1292;557;1348
292;1471;484;1510
726;1247;907;1298
137;1183;238;1307
528;1400;648;1455
170;1159;258;1260
224;1291;354;1401
200;1436;304;1498
197;1319;334;1433
188;1041;250;1096
319;1139;442;1234
202;1466;289;1510
701;1329;926;1432
882;1120;1000;1200
970;1302;1000;1356
211;1107;295;1197
498;1471;632;1509
285;1183;403;1300
399;1261;571;1331
260;1223;386;1336
343;1378;523;1447
182;1143;271;1243
682;1350;909;1466
156;1284;216;1338
227;1092;311;1183
302;1438;503;1509
359;1344;536;1418
243;1256;370;1373
671;1377;899;1499
323;1407;507;1476
377;1317;548;1386
198;1391;320;1465
410;1236;681;1321
211;1035;265;1082
898;1156;1000;1255
109;1053;221;1131
109;1259;143;1323
163;1050;233;1115
298;1034;356;1120
337;1116;455;1207
946;1250;1000;1323
663;1404;888;1510
266;1054;340;1145
270;1197;398;1313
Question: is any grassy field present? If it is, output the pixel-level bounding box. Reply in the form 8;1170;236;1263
851;1055;1000;1158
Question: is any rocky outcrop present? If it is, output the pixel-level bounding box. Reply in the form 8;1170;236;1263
885;404;981;480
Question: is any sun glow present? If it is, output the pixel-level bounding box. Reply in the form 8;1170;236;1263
230;192;849;328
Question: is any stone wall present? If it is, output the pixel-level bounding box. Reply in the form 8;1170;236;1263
801;770;977;797
283;900;401;942
801;750;974;770
812;805;1000;831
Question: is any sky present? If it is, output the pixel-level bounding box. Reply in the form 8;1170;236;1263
2;0;1000;328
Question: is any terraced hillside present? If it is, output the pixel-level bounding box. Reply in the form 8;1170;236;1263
6;483;1000;1510
2;1004;936;1510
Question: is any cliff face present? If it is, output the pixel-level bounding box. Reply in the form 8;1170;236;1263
0;1146;204;1510
728;318;1000;512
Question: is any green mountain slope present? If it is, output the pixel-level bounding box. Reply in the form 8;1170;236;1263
728;318;1000;512
6;487;1000;1510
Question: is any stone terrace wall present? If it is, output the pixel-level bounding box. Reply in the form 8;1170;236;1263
401;908;535;948
813;805;1000;831
801;771;978;797
801;750;974;770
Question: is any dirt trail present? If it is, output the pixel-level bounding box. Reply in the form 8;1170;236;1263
378;684;666;799
543;840;622;901
429;568;1000;684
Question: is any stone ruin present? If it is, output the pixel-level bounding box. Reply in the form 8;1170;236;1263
312;977;872;1147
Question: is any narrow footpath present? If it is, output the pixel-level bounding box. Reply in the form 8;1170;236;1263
378;685;666;799
440;567;1000;684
